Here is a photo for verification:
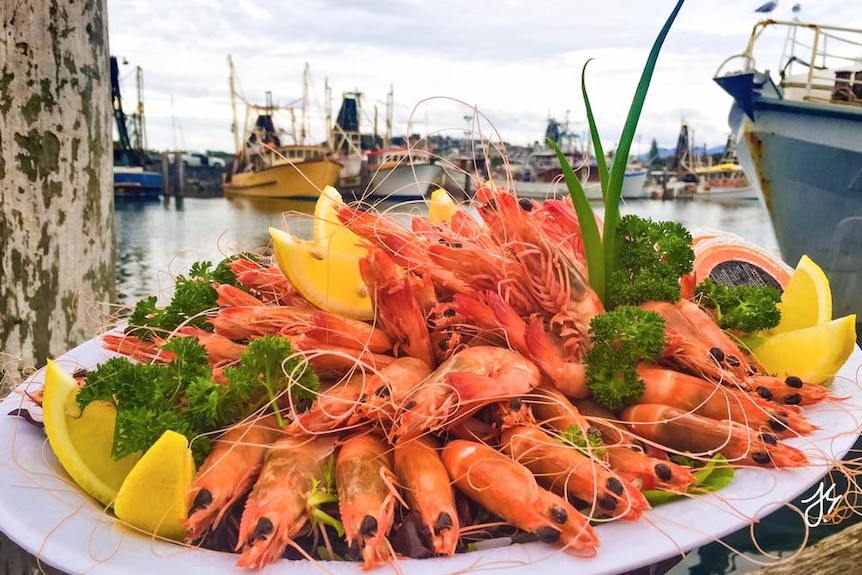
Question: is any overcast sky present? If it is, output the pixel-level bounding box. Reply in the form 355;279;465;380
106;0;860;156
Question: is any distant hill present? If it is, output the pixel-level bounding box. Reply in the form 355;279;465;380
637;144;726;161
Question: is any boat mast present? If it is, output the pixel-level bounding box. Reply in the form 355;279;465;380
228;54;240;154
132;65;146;151
385;85;393;148
301;62;309;145
325;77;332;150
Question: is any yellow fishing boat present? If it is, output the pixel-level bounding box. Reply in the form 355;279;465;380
222;58;341;199
223;143;341;199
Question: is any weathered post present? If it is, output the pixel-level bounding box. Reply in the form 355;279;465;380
161;151;171;202
176;151;186;199
0;0;112;571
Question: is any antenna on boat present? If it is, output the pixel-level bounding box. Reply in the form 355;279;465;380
385;85;393;148
301;62;309;145
228;54;240;154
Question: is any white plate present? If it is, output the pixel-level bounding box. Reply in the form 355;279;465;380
1;334;861;575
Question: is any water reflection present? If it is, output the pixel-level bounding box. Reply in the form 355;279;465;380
114;196;317;303
114;196;778;304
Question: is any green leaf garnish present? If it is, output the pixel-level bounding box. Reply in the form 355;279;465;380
643;454;734;505
554;0;686;306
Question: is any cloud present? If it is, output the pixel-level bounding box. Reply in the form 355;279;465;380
107;0;860;156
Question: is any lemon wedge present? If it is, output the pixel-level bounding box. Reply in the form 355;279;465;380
428;187;457;224
114;430;194;541
313;185;367;257
270;226;373;320
773;255;832;333
751;314;857;384
270;187;371;319
42;360;141;508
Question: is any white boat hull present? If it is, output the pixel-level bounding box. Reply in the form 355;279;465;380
694;183;757;202
366;163;447;199
511;171;647;201
718;72;862;320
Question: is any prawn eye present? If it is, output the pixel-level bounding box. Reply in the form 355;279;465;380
250;517;274;543
760;433;778;445
360;515;378;537
536;526;561;543
518;198;535;211
654;463;673;482
768;417;788;432
785;376;803;388
752;452;772;465
189;489;213;514
548;504;568;525
783;393;802;405
598;494;618;511
434;512;453;534
606;477;624;496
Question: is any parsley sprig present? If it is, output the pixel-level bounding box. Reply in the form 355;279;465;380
77;335;318;465
549;0;686;306
128;256;255;340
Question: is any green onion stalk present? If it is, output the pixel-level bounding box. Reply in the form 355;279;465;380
549;0;685;306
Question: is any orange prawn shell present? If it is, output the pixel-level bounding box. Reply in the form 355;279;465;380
392;436;460;556
335;434;399;567
236;436;335;568
501;424;650;521
442;439;599;552
185;415;280;541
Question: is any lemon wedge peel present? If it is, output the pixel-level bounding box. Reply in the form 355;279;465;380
428;187;457;225
42;360;141;508
113;429;194;541
752;314;857;385
269;187;373;321
772;254;832;333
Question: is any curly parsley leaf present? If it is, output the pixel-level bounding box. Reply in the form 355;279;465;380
695;278;781;333
127;255;256;340
607;215;694;309
77;334;315;465
585;306;666;412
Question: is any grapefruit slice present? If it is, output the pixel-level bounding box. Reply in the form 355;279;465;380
691;232;793;290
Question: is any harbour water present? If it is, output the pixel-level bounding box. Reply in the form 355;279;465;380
113;194;854;575
115;195;779;304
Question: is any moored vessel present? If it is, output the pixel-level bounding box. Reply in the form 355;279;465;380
222;59;341;200
364;146;446;200
111;56;162;200
714;18;862;322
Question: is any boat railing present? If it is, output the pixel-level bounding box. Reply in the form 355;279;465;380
715;19;862;107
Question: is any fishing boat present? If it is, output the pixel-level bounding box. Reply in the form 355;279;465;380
359;87;446;200
691;134;756;201
714;18;862;322
510;119;647;201
365;146;447;200
693;162;755;201
222;59;341;200
327;89;368;195
111;56;162;200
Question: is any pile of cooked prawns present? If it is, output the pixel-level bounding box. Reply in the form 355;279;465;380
104;184;832;570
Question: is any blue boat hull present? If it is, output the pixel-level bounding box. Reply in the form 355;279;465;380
716;71;862;321
113;169;163;201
